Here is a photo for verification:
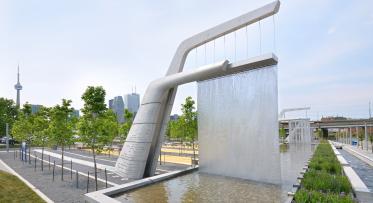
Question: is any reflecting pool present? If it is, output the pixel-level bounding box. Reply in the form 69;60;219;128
113;143;315;203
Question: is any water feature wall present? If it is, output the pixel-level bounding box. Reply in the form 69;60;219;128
288;119;311;143
198;65;281;184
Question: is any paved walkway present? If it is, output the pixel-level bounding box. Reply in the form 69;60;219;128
338;149;373;191
341;143;373;167
1;148;189;202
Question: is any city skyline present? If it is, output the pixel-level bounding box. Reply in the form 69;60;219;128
1;0;373;119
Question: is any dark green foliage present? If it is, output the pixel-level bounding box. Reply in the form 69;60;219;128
302;170;351;194
294;141;354;202
0;98;18;136
308;143;342;175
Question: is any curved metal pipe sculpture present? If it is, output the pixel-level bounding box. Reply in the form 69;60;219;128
115;1;280;180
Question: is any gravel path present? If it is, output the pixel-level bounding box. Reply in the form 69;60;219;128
0;149;188;202
0;151;107;203
339;149;373;191
0;148;189;202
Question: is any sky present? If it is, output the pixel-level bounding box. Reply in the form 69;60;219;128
1;0;373;120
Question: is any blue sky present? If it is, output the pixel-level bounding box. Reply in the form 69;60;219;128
1;0;373;119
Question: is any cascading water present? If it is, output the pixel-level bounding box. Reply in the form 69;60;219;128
197;65;281;184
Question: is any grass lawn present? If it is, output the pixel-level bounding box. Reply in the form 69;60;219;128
0;170;45;203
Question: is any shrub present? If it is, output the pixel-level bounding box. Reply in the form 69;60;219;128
294;141;354;202
295;189;354;203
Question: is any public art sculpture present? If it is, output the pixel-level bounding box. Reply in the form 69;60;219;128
115;1;281;183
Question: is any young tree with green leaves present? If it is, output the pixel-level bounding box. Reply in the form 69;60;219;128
33;107;51;171
78;86;117;191
279;127;286;143
49;99;75;180
12;103;34;163
118;109;133;143
180;96;198;160
0;98;18;137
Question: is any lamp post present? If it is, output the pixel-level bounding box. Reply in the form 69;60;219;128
6;123;9;152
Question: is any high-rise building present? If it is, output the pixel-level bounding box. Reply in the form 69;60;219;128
30;104;42;114
109;96;124;123
72;109;80;118
170;114;179;121
14;65;22;108
124;93;140;115
109;99;114;109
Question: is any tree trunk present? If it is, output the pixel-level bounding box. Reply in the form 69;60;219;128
92;147;98;191
61;145;64;181
28;141;31;164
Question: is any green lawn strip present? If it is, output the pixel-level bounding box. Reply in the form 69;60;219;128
0;170;45;203
294;141;355;202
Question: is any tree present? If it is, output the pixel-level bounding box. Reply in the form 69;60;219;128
179;96;198;161
0;98;18;137
33;107;51;171
78;86;116;191
105;109;119;157
279;127;286;143
118;109;133;143
12;103;34;163
49;99;75;180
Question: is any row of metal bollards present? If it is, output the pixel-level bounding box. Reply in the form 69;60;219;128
13;149;109;193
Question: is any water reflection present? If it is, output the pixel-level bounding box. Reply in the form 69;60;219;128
114;172;281;203
113;144;315;203
280;143;315;198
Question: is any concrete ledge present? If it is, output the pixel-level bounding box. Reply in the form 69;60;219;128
284;160;311;203
85;166;197;203
337;155;349;166
343;166;369;192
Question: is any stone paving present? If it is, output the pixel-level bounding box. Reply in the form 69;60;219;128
338;149;373;191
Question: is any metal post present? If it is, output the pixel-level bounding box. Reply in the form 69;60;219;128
5;123;9;152
41;153;43;171
70;160;73;180
105;168;107;188
349;128;352;145
34;155;37;171
53;161;55;181
76;170;79;188
49;155;51;170
87;171;90;193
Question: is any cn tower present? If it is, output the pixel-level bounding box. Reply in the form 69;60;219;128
14;65;22;108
